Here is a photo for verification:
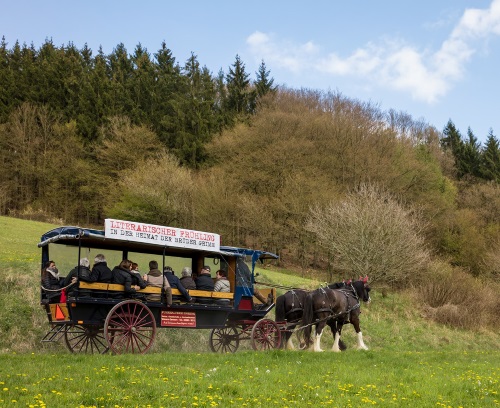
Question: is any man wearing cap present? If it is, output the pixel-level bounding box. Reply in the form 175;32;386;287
195;265;215;291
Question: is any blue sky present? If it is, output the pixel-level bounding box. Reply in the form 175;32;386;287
2;0;500;143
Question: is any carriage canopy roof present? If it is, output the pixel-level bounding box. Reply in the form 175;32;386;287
38;219;278;262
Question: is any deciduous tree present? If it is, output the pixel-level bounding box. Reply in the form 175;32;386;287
306;184;430;285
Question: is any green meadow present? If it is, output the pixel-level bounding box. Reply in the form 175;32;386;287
0;216;498;407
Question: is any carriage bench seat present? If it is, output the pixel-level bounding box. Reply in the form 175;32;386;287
78;282;234;301
172;288;234;300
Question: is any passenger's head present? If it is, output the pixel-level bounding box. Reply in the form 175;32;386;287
216;269;227;278
94;254;106;264
80;257;90;268
119;259;132;270
131;262;139;271
181;266;192;277
200;265;211;275
149;260;158;270
164;266;174;274
44;260;55;269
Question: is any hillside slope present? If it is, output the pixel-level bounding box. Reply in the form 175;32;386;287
0;216;498;353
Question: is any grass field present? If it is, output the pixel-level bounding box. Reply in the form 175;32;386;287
0;215;499;407
0;350;498;407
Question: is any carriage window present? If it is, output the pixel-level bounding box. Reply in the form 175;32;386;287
47;245;123;275
126;252;192;276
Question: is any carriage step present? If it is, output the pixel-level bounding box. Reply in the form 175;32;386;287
41;324;67;342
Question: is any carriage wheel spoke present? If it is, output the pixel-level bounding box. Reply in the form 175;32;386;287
104;301;156;354
209;327;240;353
65;325;109;354
251;319;281;351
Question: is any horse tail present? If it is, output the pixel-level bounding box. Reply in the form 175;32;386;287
275;293;286;322
300;292;314;348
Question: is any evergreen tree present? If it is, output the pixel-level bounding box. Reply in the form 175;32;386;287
441;120;462;153
6;41;25;112
108;43;133;116
87;46;113;139
61;42;85;121
481;130;500;182
441;120;465;177
0;36;10;122
226;55;253;116
175;53;218;166
130;43;155;123
36;39;65;110
77;43;99;141
21;43;38;105
461;127;482;178
151;41;184;147
214;68;231;127
254;59;275;98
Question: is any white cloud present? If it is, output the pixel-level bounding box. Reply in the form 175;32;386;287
246;0;500;104
246;31;318;73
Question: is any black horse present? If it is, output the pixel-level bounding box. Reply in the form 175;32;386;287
275;281;352;350
275;289;309;350
300;277;371;352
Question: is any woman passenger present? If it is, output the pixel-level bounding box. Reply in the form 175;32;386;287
179;266;196;290
41;260;62;303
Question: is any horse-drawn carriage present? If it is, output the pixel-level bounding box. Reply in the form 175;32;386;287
39;219;281;354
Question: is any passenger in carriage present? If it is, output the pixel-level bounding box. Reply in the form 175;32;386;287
112;259;146;294
131;262;142;279
179;266;196;290
195;266;215;291
163;266;193;303
214;269;230;293
89;254;113;282
41;260;63;303
63;257;93;297
127;260;148;290
144;260;172;305
214;269;231;305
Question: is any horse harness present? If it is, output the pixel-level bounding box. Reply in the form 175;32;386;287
285;290;305;318
315;284;361;322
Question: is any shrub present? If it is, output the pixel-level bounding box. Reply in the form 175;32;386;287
306;183;430;286
418;262;499;329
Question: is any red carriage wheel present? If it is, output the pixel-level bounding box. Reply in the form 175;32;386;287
104;300;156;354
64;324;109;354
209;326;240;353
251;319;282;351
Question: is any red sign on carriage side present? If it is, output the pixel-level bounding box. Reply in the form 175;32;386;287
161;311;197;327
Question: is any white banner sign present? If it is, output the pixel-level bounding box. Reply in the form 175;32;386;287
104;219;220;252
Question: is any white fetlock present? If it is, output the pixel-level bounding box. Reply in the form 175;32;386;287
357;332;369;350
332;332;342;352
314;332;324;352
